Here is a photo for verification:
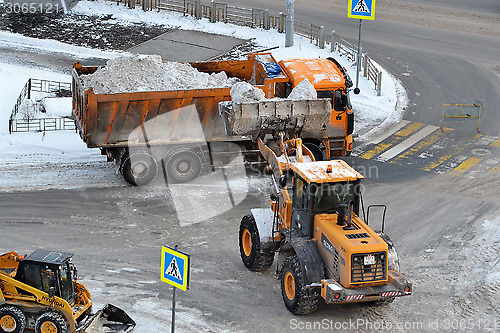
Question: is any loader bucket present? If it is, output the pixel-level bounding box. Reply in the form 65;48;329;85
80;304;136;333
219;99;332;139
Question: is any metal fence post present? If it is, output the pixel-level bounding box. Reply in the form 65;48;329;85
278;12;285;33
319;25;325;49
195;0;201;19
363;55;368;77
264;9;269;30
210;0;215;22
377;71;382;96
330;30;336;53
27;79;31;100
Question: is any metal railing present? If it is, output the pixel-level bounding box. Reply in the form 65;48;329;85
108;0;384;94
9;117;76;133
363;55;382;96
9;78;72;133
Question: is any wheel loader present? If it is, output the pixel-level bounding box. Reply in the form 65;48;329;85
234;100;412;314
0;249;135;333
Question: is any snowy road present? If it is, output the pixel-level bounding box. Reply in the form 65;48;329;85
1;1;499;332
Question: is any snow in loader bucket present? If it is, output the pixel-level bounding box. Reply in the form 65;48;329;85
78;304;136;333
219;99;332;139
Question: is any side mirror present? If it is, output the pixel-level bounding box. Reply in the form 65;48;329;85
278;175;287;188
48;287;55;298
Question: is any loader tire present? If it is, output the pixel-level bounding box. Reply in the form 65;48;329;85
239;214;275;271
35;312;68;333
121;152;158;186
164;150;202;183
280;256;319;315
303;142;323;161
0;306;26;333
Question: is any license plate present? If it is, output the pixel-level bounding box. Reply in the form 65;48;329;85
364;254;376;265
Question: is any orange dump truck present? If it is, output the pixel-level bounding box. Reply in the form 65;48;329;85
72;53;354;186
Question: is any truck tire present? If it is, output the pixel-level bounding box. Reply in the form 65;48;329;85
164;150;202;183
121;152;158;186
239;214;274;271
0;306;26;333
34;312;68;333
303;142;323;161
280;256;320;314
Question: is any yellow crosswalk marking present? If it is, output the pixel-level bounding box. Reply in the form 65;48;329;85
491;138;500;147
359;122;424;160
489;164;500;172
422;134;482;171
453;158;482;173
359;142;393;160
390;130;446;165
394;122;425;137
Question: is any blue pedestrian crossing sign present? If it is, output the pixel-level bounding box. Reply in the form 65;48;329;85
348;0;376;20
161;246;190;291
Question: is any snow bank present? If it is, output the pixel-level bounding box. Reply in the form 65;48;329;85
287;79;317;100
81;54;239;94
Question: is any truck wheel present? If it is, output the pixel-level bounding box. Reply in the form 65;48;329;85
34;312;68;333
164;150;202;183
0;306;26;333
303;142;323;161
121;152;158;186
280;256;319;314
239;214;274;271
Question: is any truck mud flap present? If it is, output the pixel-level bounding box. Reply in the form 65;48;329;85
78;304;136;333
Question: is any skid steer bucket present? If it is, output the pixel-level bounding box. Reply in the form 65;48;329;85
79;304;136;333
219;99;332;139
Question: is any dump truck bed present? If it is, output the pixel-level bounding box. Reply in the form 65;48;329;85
72;63;236;149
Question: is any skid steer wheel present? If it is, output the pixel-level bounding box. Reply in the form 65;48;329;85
239;214;274;271
0;306;26;333
164;150;202;183
280;256;319;315
121;152;158;186
35;312;68;333
303;142;323;161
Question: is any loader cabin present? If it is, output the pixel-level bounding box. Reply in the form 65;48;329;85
284;161;389;288
15;249;77;303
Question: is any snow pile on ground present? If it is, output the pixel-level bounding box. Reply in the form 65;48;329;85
81;54;239;94
477;217;500;284
230;82;265;104
287;79;317;100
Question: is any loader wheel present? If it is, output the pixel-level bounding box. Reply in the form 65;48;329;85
303;142;323;161
0;306;26;333
121;152;158;186
280;256;319;315
239;214;275;271
35;312;68;333
164;150;202;183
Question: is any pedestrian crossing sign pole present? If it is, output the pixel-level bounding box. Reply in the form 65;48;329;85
161;245;190;333
348;0;376;94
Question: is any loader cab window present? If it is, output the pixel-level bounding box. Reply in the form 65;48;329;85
40;266;58;295
60;262;75;302
313;182;358;214
293;177;309;210
292;177;313;234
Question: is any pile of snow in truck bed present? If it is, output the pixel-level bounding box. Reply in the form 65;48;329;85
81;54;240;94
